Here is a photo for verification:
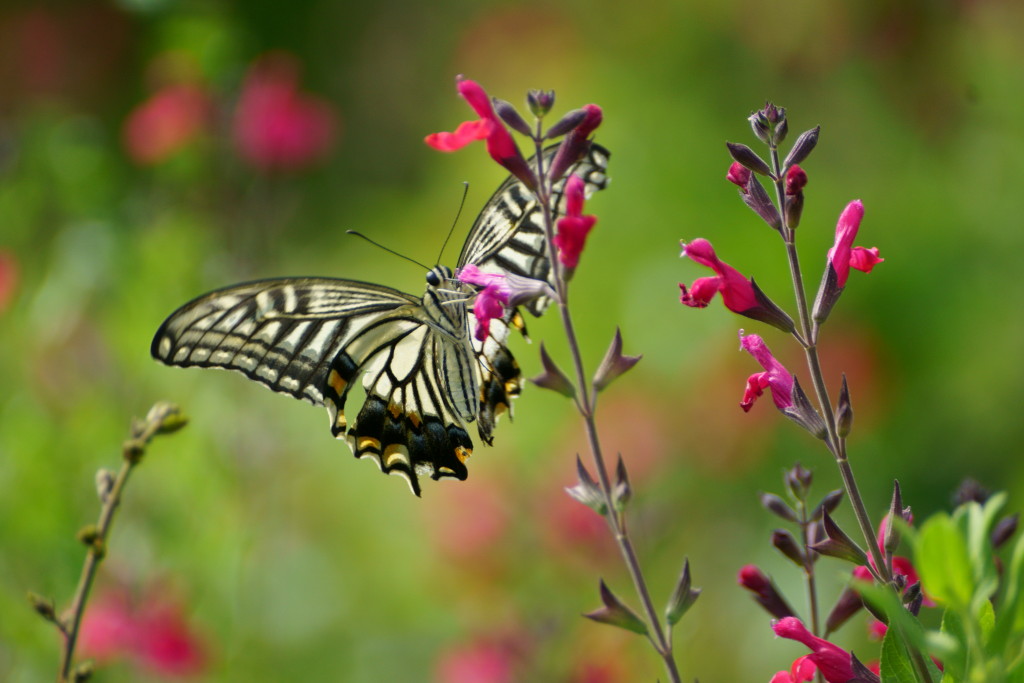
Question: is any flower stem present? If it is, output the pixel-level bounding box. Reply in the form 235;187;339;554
533;138;681;683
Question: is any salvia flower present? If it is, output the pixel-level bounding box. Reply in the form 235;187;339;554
739;332;795;413
425;77;535;189
457;265;554;341
547;103;603;182
827;200;883;288
679;239;758;312
772;617;854;683
123;83;210;165
738;564;797;619
727;161;752;190
770;656;818;683
785;165;807;195
552;174;598;272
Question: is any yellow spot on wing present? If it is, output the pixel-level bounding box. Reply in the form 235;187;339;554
358;436;381;453
328;369;348;395
384;444;410;468
455;445;472;464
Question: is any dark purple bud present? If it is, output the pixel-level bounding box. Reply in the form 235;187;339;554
760;492;798;522
584;579;649;635
493;98;533;137
850;654;882;683
762;102;785;125
726;142;773;176
904;581;923;616
527;89;555;118
748;110;771;144
812;255;843;324
544;108;587;140
593;328;642;393
812;490;845;521
529;343;576;398
27;591;57;623
741;173;783;232
666;558;701;625
810;511;868;566
785;463;813;501
738;564;797;619
741;278;796;333
773;116;789;145
783;126;821;170
548;104;602;182
782;377;828;440
825;583;865;635
772;529;806;567
836;374;853;438
992;514;1019;549
953;478;990;506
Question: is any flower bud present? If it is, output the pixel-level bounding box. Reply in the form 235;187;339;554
760;492;797;522
836;375;853;438
738;565;796;619
783;126;820;169
666;559;701;625
493;98;532;137
782;377;828;440
613;455;631;512
726;142;772;176
527;89;555;118
593;328;642;393
812;490;845;521
992;514;1019;549
544;108;587;139
785;463;813;501
772;529;806;567
565;456;608;516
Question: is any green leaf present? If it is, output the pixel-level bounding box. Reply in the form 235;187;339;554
938;608;967;680
915;513;974;610
880;626;917;683
991;530;1024;656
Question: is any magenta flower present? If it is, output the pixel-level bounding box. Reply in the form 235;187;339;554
233;52;338;172
726;161;751;189
827;200;884;287
773;617;853;683
547;103;603;182
770;656;818;683
425;77;535;188
552;174;598;270
739;332;795;412
123;83;210;165
457;264;555;341
679;239;759;313
79;588;207;677
0;250;18;314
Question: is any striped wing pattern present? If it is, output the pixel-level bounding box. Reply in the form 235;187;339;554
151;143;610;495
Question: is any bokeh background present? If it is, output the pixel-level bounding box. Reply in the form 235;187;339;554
1;0;1022;680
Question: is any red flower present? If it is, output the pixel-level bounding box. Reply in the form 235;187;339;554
827;200;883;287
80;588;207;677
233;52;338;172
123;83;210;165
679;239;759;312
552;174;598;270
772;617;853;683
770;655;818;683
785;165;807;195
425;77;535;189
739;332;795;412
727;161;751;189
435;638;517;683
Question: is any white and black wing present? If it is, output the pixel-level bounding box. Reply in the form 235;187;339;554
151;277;477;496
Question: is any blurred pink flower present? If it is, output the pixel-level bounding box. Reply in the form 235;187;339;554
435;639;516;683
0;250;18;313
770;655;818;683
123;83;210;165
772;617;852;683
233;52;338;172
79;588;207;677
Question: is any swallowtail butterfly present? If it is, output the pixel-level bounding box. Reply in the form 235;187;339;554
151;143;609;495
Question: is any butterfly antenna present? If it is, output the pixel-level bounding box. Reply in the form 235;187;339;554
346;230;431;271
436;181;470;265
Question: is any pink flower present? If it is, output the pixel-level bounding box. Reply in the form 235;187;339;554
552;174;598;270
785;165;807;195
457;264;511;342
425;77;535;188
826;200;883;287
772;617;853;683
679;239;759;312
233;52;338;172
80;588;207;677
770;655;818;683
727;161;751;189
0;250;18;314
739;332;795;412
123;83;210;165
435;638;517;683
547;103;603;182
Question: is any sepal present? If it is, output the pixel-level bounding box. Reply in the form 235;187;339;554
782;377;828;439
738;278;796;334
593;328;642;393
529;343;576;399
810;511;868;566
666;558;701;626
584;580;649;635
836;374;853;438
613;455;631;511
741;173;783;232
812;254;843;325
565;455;608;516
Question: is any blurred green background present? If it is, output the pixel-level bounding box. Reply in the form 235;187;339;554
1;0;1022;680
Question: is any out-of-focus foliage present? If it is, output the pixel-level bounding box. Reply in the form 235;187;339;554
1;0;1022;680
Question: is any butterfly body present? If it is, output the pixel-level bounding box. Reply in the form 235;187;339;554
151;143;609;495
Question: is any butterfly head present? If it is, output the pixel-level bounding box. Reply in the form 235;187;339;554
426;265;454;288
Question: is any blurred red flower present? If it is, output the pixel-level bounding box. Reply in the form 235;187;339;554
233;52;338;172
79;587;207;677
0;250;18;313
434;638;516;683
123;83;211;165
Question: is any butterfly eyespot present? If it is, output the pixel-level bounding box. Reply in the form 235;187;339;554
150;143;609;495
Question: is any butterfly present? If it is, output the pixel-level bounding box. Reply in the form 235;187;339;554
151;143;610;495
